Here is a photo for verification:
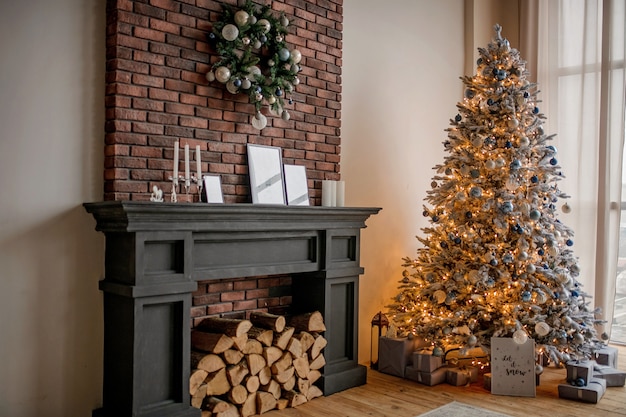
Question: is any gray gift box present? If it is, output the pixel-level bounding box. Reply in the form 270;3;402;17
593;364;626;387
595;346;618;368
413;350;443;373
445;366;478;386
566;360;595;386
558;378;607;404
405;365;448;386
378;337;420;378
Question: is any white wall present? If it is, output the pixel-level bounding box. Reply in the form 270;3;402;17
0;1;106;416
342;0;466;363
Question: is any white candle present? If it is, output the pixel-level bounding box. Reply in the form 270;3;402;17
336;180;345;207
195;145;202;180
322;180;332;207
184;144;190;180
330;181;337;207
173;141;179;179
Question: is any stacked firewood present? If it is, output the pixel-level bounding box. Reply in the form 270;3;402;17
189;311;328;417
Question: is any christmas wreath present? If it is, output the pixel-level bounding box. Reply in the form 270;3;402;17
206;1;302;129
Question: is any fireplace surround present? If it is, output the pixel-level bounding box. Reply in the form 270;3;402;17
85;201;379;417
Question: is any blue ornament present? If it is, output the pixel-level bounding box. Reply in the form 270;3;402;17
521;291;532;302
477;58;483;65
275;88;283;97
510;159;521;170
454;237;461;245
487;278;495;287
531;175;539;183
278;48;291;61
566;239;574;246
487;98;494;105
422;210;429;217
208;32;216;40
571;290;579;297
574;377;586;387
455;114;462;122
538;249;545;256
505;141;512;148
529;209;541;220
440;241;448;249
255;85;262;93
288;98;293;104
523;91;530;98
465;89;475;99
465;211;473;219
500;202;513;213
549;158;558;165
503;254;514;264
233;78;242;88
433;347;444;357
469;187;482;198
259;34;267;43
496;70;507;80
490;258;498;266
470;169;480;178
432;215;439;222
546;145;557;153
533;107;540;114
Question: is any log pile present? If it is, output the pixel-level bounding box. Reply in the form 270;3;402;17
190;311;327;416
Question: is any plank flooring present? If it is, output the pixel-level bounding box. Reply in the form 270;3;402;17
263;344;626;417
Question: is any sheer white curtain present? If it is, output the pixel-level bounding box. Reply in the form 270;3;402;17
533;0;626;339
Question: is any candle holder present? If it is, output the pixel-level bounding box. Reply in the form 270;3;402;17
192;175;203;199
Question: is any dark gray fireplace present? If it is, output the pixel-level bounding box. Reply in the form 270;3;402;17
84;201;379;417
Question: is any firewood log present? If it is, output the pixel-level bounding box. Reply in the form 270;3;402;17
293;357;310;379
197;317;253;338
227;384;248;405
283;390;307;407
240;392;257;417
289;311;325;332
307;369;321;384
205;368;231;396
262;346;283;367
201;411;212;417
309;334;327;360
242;339;263;355
273;366;295;384
203;396;231;414
222;349;244;365
281;374;296;391
248;326;274;347
190;369;208;396
258;366;272;385
246;353;266;376
226;361;249;387
231;334;248;351
256;391;277;414
191;383;207;408
244;375;260;393
273;327;295;350
250;312;286;333
309;353;325;370
191;331;234;354
260;379;281;400
306;385;323;401
286;337;302;358
191;351;226;373
276;398;289;410
270;352;293;374
215;402;239;417
297;377;310;397
295;331;315;353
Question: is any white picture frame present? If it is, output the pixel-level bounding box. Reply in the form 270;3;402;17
284;164;309;206
247;144;286;205
203;175;224;203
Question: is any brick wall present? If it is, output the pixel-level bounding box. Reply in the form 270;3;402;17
104;0;343;203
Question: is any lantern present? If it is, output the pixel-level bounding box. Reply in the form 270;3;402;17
370;311;389;369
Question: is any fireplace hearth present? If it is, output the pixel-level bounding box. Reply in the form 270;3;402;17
85;201;379;417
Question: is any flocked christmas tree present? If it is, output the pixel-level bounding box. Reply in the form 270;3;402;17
387;25;605;365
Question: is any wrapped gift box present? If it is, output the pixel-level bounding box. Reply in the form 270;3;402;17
405;365;447;386
566;360;595;386
378;337;421;378
558;378;607;404
595;346;618;368
413;350;444;373
483;373;492;390
446;366;478;386
593;364;626;387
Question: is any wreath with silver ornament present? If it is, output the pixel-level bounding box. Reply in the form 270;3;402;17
206;1;302;129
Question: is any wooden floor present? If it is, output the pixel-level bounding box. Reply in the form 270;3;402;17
264;344;626;417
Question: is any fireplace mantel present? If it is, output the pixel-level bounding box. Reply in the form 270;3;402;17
85;201;380;417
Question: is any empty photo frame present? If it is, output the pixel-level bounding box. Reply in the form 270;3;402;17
203;175;224;203
247;144;286;205
284;164;309;206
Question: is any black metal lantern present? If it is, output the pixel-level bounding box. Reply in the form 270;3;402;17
370;311;389;369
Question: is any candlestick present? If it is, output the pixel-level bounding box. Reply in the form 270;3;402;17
184;144;190;192
173;141;179;181
195;145;203;198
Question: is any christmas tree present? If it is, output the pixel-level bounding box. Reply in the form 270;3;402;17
388;25;605;365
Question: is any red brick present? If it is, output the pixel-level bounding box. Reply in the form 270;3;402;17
208;281;233;293
233;280;258;291
221;291;245;302
233;300;257;311
246;288;269;300
207;303;234;315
